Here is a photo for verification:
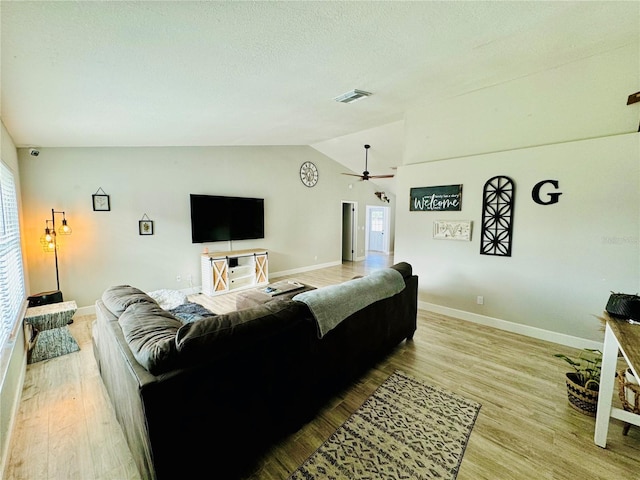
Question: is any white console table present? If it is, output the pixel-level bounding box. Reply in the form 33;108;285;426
201;249;268;296
594;313;640;447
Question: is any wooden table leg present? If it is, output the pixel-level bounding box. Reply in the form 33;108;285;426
594;322;619;447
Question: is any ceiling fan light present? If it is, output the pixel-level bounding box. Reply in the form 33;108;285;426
334;89;372;104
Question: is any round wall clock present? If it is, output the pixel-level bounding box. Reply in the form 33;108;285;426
300;161;319;187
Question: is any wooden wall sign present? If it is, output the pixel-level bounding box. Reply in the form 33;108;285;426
480;175;515;257
410;185;462;211
433;220;472;241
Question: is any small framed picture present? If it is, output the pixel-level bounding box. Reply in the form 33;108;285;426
92;194;110;211
139;220;154;236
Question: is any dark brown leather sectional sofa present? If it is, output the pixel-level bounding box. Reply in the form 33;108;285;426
92;262;418;480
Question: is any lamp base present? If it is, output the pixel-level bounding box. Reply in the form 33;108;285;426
27;290;63;307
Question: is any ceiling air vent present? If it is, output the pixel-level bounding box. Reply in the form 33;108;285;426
334;89;372;104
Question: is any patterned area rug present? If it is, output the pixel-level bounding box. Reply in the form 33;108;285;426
28;327;80;364
289;370;481;480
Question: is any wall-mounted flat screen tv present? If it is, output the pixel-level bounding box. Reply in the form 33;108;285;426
190;194;264;243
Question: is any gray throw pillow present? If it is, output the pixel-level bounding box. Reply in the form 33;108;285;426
118;302;182;374
102;285;158;316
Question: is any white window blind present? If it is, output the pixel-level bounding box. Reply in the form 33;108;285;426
0;161;25;348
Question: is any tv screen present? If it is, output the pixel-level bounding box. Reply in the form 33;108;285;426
190;194;264;243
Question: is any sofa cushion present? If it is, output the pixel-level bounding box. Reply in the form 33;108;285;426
102;285;158;316
175;299;307;364
390;261;412;278
118;302;182;375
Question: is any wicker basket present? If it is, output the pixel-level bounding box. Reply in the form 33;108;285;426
617;369;640;434
565;372;599;416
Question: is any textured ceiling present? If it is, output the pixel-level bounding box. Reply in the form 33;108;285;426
1;1;638;187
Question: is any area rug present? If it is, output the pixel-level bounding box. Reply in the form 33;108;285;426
288;370;481;480
27;327;80;364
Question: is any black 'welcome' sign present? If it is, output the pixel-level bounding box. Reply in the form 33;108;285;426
410;185;462;211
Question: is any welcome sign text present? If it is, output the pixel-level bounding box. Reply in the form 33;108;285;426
410;185;462;211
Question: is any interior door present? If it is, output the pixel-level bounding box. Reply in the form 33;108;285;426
342;202;356;261
367;206;389;253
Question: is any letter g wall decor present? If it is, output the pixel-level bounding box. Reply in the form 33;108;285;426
532;179;562;205
480;175;515;257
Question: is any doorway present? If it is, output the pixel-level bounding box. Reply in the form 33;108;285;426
365;205;390;254
341;201;357;262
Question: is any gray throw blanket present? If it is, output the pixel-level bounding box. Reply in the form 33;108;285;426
293;268;405;338
168;302;216;323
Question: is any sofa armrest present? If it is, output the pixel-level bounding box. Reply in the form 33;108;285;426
390;262;412;279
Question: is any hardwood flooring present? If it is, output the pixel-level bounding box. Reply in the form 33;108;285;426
5;253;639;479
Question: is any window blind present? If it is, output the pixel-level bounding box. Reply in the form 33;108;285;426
0;161;25;349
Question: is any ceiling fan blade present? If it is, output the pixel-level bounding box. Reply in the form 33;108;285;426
341;173;364;177
368;174;395;179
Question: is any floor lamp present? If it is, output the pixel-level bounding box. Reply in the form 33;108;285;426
29;209;72;307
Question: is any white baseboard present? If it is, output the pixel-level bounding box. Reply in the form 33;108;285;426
270;260;342;279
179;286;201;296
76;305;96;317
420;301;602;350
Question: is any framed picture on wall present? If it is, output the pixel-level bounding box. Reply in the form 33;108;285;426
92;194;110;211
139;220;154;236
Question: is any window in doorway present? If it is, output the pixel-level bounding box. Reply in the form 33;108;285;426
371;209;384;233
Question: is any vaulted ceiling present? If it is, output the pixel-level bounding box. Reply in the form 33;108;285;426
1;1;637;190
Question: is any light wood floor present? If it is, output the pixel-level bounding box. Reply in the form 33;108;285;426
5;253;639;479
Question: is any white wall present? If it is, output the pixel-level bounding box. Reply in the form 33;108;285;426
395;44;640;345
395;134;639;343
18;146;386;308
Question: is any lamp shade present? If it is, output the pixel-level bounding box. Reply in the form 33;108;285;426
40;233;55;252
41;223;56;252
58;217;72;235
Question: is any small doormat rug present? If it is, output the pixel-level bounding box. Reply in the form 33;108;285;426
28;327;80;364
289;370;481;480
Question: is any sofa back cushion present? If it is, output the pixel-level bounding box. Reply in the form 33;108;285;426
175;299;307;365
118;302;183;375
102;285;157;316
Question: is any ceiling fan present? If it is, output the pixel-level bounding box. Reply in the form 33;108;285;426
342;144;395;181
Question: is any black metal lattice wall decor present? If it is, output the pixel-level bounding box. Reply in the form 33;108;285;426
480;175;515;256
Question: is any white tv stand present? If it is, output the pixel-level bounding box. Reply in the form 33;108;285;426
200;248;268;296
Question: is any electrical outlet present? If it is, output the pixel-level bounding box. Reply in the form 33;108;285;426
477;296;484;305
176;275;182;282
